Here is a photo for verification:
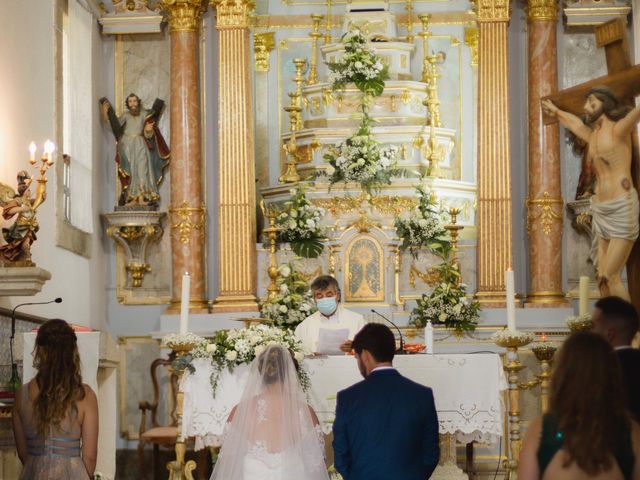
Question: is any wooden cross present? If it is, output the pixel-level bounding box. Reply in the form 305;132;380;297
541;18;640;309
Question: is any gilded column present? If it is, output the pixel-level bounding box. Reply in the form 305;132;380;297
475;0;513;305
525;0;566;306
210;0;259;311
162;0;208;312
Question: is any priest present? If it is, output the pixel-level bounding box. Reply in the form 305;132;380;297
295;275;366;354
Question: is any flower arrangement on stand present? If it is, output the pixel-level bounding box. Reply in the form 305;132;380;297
276;186;326;258
327;28;389;98
394;186;450;257
323;113;400;194
322;28;402;193
187;324;310;394
411;278;480;334
260;262;317;329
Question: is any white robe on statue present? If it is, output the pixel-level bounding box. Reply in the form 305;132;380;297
294;306;366;353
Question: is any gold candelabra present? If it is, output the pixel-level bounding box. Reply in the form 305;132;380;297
418;14;432;83
444;207;463;281
308;15;324;85
421;98;445;177
324;0;332;44
280;99;302;184
494;333;533;478
293;58;307;130
167;342;198;480
520;340;557;414
260;200;283;300
405;0;414;43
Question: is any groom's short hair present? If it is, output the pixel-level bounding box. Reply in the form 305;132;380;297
352;323;395;362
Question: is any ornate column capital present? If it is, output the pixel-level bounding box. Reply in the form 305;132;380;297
160;0;207;32
211;0;254;28
527;0;558;21
464;27;479;66
474;0;511;22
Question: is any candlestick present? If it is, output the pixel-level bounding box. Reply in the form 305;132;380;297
29;142;36;164
179;272;190;334
506;269;516;331
425;320;434;354
578;276;589;317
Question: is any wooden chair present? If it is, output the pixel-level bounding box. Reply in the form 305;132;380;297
137;354;208;480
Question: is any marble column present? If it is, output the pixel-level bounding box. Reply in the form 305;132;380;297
525;0;566;306
210;0;259;312
475;0;513;306
162;0;208;312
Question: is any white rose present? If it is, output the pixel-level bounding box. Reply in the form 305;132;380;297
206;343;217;353
439;313;448;322
354;61;363;69
280;266;291;277
418;218;428;227
254;345;265;356
290;209;298;218
453;303;462;314
294;351;305;362
250;335;261;344
326;165;335;175
306;219;316;228
279;305;288;313
280;284;289;294
225;350;238;361
288;220;297;230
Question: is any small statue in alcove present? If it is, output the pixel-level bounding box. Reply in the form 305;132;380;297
100;93;170;207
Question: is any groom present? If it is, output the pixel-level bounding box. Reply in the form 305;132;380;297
332;323;440;480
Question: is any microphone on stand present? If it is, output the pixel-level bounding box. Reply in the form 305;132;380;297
371;309;405;354
9;298;63;388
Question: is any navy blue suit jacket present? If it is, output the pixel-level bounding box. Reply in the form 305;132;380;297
332;368;440;480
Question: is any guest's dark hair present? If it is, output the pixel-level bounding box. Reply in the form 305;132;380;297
594;296;639;344
550;331;629;475
352;323;395;362
310;275;340;295
32;319;84;434
257;345;299;385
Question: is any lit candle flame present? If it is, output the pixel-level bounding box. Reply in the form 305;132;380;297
541;334;547;342
29;142;37;160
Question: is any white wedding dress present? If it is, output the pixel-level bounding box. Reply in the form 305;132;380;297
210;345;330;480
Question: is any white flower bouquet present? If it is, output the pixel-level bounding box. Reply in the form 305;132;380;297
260;263;317;329
323;113;399;193
276;187;326;258
411;278;480;334
328;28;389;97
189;324;310;392
395;186;450;257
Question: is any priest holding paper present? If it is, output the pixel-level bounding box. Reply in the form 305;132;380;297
295;275;366;354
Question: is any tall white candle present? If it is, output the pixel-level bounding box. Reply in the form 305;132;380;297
579;276;589;317
425;320;434;355
179;272;190;334
506;269;516;331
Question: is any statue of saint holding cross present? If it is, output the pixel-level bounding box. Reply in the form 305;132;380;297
543;88;640;301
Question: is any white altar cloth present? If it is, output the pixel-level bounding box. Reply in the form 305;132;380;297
181;353;507;451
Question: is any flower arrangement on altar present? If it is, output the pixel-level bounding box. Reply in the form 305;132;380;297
394;186;450;257
565;313;593;332
260;263;317;329
276;187;326;258
490;329;535;345
188;324;310;393
323;113;400;193
162;332;207;350
327;28;389;97
411;275;480;334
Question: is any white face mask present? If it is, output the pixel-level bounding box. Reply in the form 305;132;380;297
316;297;337;316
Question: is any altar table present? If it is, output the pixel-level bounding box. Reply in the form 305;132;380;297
181;353;507;451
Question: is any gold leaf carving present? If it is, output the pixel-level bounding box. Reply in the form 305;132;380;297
526;192;563;236
159;0;207;32
169;202;206;244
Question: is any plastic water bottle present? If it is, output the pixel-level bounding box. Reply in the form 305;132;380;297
425;320;434;355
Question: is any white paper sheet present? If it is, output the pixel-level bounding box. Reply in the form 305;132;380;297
316;328;349;355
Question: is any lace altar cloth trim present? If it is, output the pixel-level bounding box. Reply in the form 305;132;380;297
181;354;507;450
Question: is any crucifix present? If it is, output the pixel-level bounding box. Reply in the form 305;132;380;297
541;18;640;308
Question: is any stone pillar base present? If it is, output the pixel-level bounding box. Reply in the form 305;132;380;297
211;294;260;313
525;291;569;307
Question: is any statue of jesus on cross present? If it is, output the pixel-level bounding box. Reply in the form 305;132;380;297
543;89;640;300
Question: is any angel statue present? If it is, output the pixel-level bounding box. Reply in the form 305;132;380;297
0;171;46;265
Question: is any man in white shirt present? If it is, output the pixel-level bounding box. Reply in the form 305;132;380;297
294;275;366;354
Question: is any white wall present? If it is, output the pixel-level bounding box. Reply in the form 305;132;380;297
0;0;108;331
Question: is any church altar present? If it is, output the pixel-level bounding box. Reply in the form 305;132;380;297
181;353;507;451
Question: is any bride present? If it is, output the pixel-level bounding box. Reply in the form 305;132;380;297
210;344;330;480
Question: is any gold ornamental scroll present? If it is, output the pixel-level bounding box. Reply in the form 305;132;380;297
210;0;260;311
161;0;209;313
474;0;514;306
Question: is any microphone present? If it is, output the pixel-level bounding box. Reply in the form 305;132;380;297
9;298;63;388
371;309;405;354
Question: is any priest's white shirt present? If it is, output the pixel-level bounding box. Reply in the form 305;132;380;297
294;306;366;353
